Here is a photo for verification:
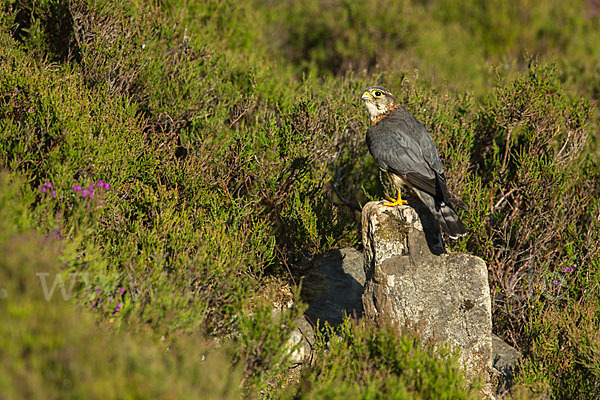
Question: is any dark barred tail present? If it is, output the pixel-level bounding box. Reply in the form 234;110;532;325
437;202;467;239
416;190;467;239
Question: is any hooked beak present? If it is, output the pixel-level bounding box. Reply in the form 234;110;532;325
361;91;370;101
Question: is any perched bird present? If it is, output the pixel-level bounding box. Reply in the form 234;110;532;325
361;86;467;238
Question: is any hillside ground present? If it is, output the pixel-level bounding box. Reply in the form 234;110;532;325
1;0;600;398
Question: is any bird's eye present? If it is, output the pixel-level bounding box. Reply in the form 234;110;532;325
374;91;382;97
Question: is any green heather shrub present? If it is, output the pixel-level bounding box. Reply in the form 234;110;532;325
2;0;600;398
259;0;600;99
518;299;600;398
288;319;479;399
0;174;243;400
460;65;600;397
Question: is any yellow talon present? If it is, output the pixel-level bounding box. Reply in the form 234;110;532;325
382;189;407;207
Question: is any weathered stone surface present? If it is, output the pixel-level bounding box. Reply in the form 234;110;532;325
492;334;522;395
303;247;365;326
361;201;493;382
287;315;315;364
287;247;365;365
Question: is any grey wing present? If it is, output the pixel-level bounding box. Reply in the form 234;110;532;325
367;115;446;199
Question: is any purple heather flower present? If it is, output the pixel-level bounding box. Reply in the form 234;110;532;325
51;190;56;198
100;200;104;206
104;183;110;190
97;180;105;188
119;287;125;295
89;191;95;199
82;189;89;198
45;183;53;189
113;301;123;314
589;0;600;17
27;107;33;113
57;214;62;219
96;288;101;293
40;187;47;193
108;297;112;303
553;280;559;286
73;185;82;191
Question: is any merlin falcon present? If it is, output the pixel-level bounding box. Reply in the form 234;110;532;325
361;86;467;238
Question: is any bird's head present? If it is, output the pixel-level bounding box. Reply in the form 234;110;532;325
361;86;398;124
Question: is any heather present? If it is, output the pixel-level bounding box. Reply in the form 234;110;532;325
1;0;600;398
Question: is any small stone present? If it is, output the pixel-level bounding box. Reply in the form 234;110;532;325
492;334;522;395
286;316;315;364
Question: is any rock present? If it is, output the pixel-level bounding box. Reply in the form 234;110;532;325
492;334;522;395
287;315;315;364
361;201;493;383
287;247;365;365
303;247;365;327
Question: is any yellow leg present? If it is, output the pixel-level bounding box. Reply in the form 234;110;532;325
382;188;407;207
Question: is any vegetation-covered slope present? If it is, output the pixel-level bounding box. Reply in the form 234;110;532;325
1;0;600;398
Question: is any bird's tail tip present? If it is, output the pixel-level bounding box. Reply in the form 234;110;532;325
438;203;467;239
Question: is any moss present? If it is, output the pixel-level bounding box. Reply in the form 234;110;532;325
462;299;475;312
375;209;411;243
